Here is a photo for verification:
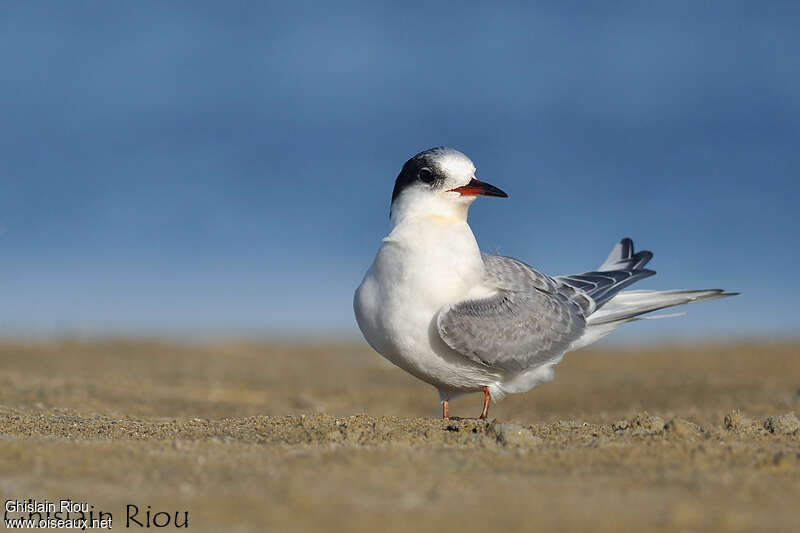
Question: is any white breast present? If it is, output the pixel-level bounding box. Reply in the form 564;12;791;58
353;214;501;392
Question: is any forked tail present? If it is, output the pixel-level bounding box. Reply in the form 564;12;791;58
556;238;738;350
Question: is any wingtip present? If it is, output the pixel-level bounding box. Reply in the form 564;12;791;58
604;238;654;270
695;289;739;301
620;237;633;257
707;289;739;296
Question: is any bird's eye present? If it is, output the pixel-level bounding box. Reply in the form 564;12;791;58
418;168;435;183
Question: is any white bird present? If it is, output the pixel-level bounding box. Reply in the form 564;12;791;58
354;147;736;419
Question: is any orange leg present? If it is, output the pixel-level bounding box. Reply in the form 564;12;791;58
442;399;450;420
479;386;491;419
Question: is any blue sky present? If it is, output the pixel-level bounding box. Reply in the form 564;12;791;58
1;2;797;341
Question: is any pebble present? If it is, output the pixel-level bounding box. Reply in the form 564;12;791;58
491;422;541;447
764;413;799;435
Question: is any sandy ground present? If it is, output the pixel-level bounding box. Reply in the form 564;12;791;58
1;339;799;532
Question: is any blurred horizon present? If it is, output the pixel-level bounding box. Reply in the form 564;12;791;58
1;2;797;343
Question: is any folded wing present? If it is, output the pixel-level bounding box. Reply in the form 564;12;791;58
436;254;588;372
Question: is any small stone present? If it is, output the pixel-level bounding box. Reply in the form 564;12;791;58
664;418;699;438
492;422;540;447
611;420;629;431
764;413;800;435
629;412;665;435
724;410;746;430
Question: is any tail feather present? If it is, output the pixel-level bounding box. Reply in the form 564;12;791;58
587;289;738;326
570;310;686;350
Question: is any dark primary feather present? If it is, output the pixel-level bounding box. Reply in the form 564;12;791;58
556;238;655;308
598;238;652;270
556;269;655;308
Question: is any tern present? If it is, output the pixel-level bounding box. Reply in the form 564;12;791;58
354;147;736;419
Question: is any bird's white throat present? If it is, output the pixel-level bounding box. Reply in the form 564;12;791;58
389;185;477;226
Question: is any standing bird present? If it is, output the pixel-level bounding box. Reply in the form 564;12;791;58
354;147;736;419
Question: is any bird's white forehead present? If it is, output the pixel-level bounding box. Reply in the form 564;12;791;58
430;148;476;179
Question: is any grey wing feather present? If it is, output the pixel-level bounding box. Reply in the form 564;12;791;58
436;254;588;373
